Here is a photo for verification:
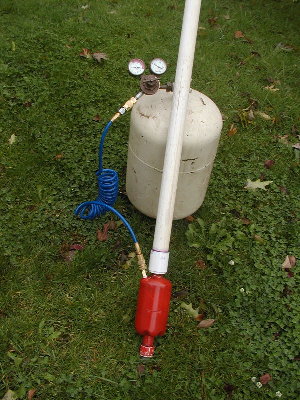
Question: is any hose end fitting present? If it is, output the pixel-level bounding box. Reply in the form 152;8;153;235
140;335;155;358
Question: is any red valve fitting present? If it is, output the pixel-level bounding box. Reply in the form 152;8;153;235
135;274;172;357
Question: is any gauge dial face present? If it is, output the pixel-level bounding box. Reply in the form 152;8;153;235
128;58;146;76
150;58;167;75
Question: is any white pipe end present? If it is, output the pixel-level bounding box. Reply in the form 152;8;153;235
149;250;169;275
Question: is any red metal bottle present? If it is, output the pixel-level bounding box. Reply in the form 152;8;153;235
135;274;172;357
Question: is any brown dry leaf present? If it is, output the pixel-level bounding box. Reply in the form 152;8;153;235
195;313;205;322
107;220;117;230
61;243;84;262
276;42;296;52
259;373;272;385
278;134;290;146
254;234;265;244
264;85;280;92
185;215;195;222
234;30;244;38
27;389;37;400
255;111;272;121
282;255;296;270
264;159;275;169
279;186;288;194
97;223;110;241
196;259;207;270
240;217;251;225
93;114;101;122
197;319;215;328
172;288;189;299
137;364;145;376
54;154;63;160
80;48;92;58
227;123;237;136
208;17;219;28
92;52;108;62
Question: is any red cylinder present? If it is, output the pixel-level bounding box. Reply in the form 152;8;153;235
135;274;172;357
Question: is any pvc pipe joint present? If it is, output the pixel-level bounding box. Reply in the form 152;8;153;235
149;250;169;274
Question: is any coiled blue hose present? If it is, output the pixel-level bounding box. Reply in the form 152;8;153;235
74;120;137;243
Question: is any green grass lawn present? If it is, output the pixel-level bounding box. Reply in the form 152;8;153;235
0;0;299;399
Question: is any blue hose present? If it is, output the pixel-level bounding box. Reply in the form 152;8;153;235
74;121;137;243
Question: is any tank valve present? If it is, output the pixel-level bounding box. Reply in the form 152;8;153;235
135;274;172;357
140;75;160;95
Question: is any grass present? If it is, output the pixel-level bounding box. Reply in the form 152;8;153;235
0;0;299;399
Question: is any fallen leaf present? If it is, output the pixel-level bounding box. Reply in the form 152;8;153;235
61;243;84;262
80;48;92;58
292;143;300;150
240;217;251;225
279;186;288;194
69;244;84;251
254;234;265;244
1;391;16;400
275;42;295;52
227;123;237;136
81;4;89;9
244;179;273;190
234;30;252;43
196;259;207;270
234;30;244;38
172;289;189;299
264;85;280;92
282;255;296;270
223;384;235;395
11;41;16;51
97;223;110;241
264;159;275;169
277;134;290;146
180;302;200;319
8;134;16;145
107;220;117;230
259;373;272;385
54;154;63;160
92;52;108;62
197;319;215;328
195;313;205;322
208;17;219;28
27;389;36;400
223;15;230;20
255;111;272;120
185;215;195;222
247;109;255;121
137;364;145;376
93;114;101;122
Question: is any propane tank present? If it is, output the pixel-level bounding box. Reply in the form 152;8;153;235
135;275;172;357
126;88;222;219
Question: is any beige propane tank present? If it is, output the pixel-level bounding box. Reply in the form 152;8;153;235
126;89;222;220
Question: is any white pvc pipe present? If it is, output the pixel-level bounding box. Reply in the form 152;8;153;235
149;0;202;274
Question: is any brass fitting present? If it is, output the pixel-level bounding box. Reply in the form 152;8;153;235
135;242;147;278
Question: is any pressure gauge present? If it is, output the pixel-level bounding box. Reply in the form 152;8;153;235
150;58;167;75
128;58;146;76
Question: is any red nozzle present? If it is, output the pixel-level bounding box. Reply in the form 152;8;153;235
139;335;155;358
